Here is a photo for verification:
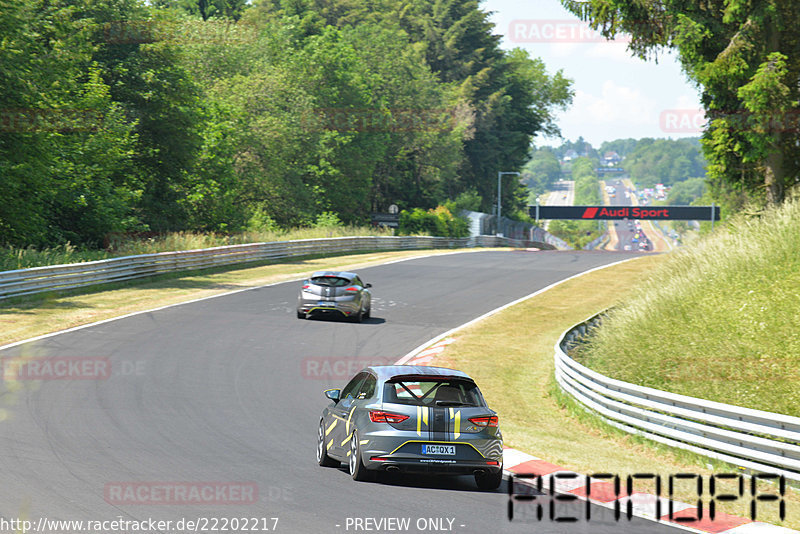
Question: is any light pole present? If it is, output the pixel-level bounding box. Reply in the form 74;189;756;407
497;171;520;236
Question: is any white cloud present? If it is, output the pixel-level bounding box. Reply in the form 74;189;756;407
564;81;656;126
486;0;706;145
673;93;703;110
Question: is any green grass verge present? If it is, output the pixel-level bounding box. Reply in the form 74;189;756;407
573;194;800;416
433;254;797;529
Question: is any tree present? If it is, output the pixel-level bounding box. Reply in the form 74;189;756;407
598;138;639;158
250;0;573;215
522;148;561;198
667;177;707;205
562;0;800;207
622;138;706;187
153;0;249;21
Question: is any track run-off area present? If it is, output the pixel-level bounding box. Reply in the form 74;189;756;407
0;250;696;534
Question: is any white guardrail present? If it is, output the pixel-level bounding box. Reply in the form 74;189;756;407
555;313;800;482
0;235;552;300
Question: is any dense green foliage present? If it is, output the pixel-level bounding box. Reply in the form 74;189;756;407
666;177;707;205
0;0;572;250
622;138;707;187
598;138;639;158
574;193;800;416
548;158;603;248
398;206;469;238
562;0;800;209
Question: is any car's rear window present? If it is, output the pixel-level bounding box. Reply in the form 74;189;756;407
310;276;351;287
383;378;485;407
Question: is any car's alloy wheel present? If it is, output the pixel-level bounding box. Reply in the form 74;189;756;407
349;431;371;481
317;420;338;467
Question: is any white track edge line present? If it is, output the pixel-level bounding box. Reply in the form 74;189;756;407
0;248;482;352
394;255;645;365
390;255;741;534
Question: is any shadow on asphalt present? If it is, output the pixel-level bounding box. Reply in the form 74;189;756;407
333;467;536;495
302;315;386;325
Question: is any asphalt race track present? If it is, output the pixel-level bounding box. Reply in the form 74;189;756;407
606;179;649;252
0;251;682;534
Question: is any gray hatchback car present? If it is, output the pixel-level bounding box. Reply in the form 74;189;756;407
317;365;504;489
297;271;372;322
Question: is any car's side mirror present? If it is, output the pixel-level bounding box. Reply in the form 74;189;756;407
365;283;372;288
324;389;341;402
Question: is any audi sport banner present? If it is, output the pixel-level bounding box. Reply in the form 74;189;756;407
530;205;720;221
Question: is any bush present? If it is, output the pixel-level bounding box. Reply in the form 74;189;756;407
314;211;342;228
398;206;470;238
548;220;603;249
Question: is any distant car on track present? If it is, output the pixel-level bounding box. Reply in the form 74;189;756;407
297;271;372;322
317;365;504;490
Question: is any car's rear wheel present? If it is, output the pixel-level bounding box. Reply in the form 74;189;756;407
349;431;371;481
351;306;364;323
317;420;338;467
475;467;503;490
363;304;371;320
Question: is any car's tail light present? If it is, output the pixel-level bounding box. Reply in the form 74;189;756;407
485;460;500;466
468;415;498;428
345;287;359;292
302;285;310;289
369;410;409;423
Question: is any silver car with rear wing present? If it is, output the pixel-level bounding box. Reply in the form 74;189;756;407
297;271;372;322
316;365;504;490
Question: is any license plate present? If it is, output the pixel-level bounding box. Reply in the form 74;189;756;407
317;301;333;306
422;444;455;455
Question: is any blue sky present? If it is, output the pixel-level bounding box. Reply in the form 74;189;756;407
483;0;704;148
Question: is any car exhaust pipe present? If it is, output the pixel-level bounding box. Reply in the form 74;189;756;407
473;469;487;476
386;466;400;472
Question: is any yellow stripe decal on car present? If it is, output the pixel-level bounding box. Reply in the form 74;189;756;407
327;438;333;451
346;406;355;434
360;439;369;445
325;420;337;436
341;431;353;447
449;408;461;439
416;406;430;436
